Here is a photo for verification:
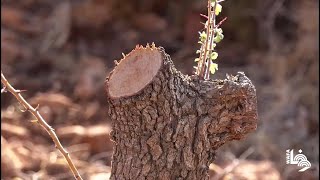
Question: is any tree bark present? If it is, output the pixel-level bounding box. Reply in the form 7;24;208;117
105;45;258;180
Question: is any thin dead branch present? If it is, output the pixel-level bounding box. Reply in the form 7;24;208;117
211;147;255;180
1;71;83;180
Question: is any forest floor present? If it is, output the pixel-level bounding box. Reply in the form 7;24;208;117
1;0;319;179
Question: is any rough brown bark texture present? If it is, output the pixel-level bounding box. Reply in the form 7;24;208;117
105;46;258;180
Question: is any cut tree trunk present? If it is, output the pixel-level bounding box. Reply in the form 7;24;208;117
105;45;258;180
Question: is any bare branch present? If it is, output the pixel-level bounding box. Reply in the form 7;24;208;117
1;71;83;180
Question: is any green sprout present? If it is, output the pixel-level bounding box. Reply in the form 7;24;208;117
194;0;227;80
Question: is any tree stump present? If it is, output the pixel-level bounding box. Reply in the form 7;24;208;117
105;45;258;180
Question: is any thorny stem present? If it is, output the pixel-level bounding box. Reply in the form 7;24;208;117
198;0;226;80
1;71;83;180
199;0;214;80
205;0;217;80
216;16;228;29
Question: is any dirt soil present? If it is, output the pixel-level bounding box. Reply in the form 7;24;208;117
1;0;319;179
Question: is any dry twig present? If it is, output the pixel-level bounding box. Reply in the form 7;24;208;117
1;71;83;180
211;147;255;180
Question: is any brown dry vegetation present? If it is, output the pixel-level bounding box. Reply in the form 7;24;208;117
1;0;319;179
